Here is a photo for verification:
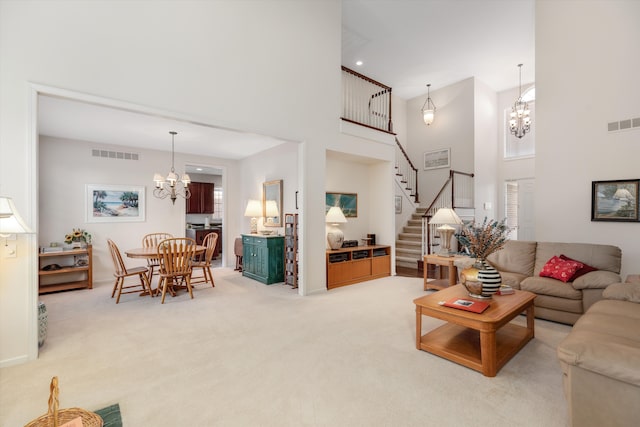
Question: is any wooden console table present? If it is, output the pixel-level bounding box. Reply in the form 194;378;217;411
326;245;390;289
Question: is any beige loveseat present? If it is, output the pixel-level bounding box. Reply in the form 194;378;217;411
482;240;622;325
556;282;640;427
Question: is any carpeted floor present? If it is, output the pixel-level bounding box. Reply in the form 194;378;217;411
0;269;571;426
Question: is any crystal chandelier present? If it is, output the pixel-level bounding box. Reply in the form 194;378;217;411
153;131;191;204
421;83;436;126
509;64;531;139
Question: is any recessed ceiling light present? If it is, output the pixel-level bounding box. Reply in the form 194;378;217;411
356;60;363;66
196;168;203;171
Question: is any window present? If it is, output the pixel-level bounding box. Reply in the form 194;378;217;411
505;181;519;240
212;187;223;220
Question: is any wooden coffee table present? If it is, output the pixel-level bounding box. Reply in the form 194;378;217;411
414;284;536;377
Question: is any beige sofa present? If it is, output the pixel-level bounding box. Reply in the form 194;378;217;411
556;282;640;427
482;240;622;325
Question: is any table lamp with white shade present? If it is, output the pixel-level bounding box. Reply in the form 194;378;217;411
264;200;279;225
0;196;34;255
244;199;262;234
429;207;463;256
326;206;347;250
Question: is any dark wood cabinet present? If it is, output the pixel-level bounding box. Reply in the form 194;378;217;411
186;182;214;214
185;228;222;258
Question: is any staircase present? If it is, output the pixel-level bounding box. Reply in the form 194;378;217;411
395;170;475;273
396;206;428;269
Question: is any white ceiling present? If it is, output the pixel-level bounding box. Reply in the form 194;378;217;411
37;1;535;161
342;0;535;100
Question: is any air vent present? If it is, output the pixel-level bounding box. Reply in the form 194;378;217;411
92;149;139;160
608;117;640;133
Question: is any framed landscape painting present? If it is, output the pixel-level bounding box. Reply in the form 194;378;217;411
86;184;145;223
424;148;451;170
326;192;358;218
591;179;639;222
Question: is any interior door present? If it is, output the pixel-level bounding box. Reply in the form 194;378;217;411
505;178;535;241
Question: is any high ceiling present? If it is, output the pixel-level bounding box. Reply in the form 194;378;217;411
342;0;535;100
38;1;535;160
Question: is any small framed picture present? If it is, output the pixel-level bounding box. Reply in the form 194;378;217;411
424;148;450;170
591;179;639;222
395;195;402;214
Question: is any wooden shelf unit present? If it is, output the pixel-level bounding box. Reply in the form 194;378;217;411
326;245;391;289
38;245;93;294
284;213;298;288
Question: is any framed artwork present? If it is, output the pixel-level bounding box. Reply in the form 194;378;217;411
326;192;358;218
424;148;451;170
263;179;283;227
591;179;639;222
395;195;402;214
86;184;145;223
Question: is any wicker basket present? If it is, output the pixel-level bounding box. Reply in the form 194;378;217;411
25;377;103;427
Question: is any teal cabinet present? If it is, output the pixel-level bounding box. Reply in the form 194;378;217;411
242;235;284;284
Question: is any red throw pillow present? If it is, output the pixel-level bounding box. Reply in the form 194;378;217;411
559;254;598;280
539;255;584;283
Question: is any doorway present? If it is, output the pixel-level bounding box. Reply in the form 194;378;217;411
185;164;224;268
504;178;535;241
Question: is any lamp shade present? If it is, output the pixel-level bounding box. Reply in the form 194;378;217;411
265;200;279;217
0;196;33;234
244;200;263;217
325;206;347;224
422;109;435;126
429;208;463;225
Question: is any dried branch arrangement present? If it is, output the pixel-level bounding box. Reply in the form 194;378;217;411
456;217;510;260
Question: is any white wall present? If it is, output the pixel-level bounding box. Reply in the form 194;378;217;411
239;142;299;236
406;78;475;207
496;85;535;219
536;0;640;279
38;136;239;282
472;78;499;221
0;0;341;365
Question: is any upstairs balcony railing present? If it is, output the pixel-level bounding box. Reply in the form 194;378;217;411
341;66;393;133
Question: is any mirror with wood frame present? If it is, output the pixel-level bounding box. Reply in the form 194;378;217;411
263;180;283;227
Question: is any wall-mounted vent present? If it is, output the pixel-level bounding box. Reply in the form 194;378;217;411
608;117;640;133
92;149;139;160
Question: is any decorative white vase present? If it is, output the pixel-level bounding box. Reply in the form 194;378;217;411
326;225;344;250
478;261;502;298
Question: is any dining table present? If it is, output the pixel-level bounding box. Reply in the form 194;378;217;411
125;245;206;297
124;245;206;259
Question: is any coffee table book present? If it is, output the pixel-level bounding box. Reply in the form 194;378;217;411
442;297;489;313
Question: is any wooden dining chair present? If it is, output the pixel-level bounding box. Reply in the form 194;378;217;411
107;239;153;303
156;237;197;304
142;232;173;284
191;232;218;288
